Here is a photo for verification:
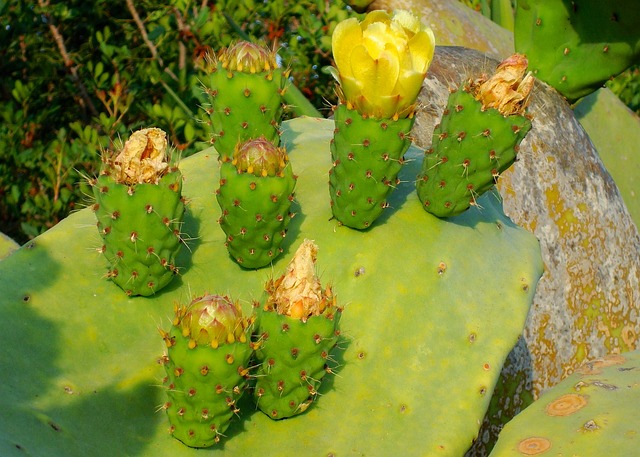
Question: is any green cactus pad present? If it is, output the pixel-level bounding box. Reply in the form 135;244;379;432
216;161;296;268
201;64;286;160
93;170;185;296
329;104;414;229
253;307;340;419
490;351;640;456
0;118;542;456
416;86;531;218
515;0;640;101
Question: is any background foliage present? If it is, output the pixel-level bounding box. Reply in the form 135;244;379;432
0;0;353;243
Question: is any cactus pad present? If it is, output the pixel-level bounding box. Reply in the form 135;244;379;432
490;351;640;456
515;0;640;101
0;118;542;456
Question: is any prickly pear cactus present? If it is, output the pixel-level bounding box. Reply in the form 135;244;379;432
514;0;640;102
253;240;341;419
199;41;287;161
216;137;296;268
159;294;253;448
0;118;542;456
92;128;185;296
416;54;533;217
490;351;640;456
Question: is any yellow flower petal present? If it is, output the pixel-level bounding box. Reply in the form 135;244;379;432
332;18;363;80
360;10;391;29
353;46;399;98
362;22;391;60
331;9;435;119
408;29;436;73
392;9;421;35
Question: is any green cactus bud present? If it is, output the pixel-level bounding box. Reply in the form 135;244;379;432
199;41;287;161
176;294;247;348
218;41;278;74
416;54;533;218
216;138;296;269
253;239;341;419
160;294;253;448
92;128;185;296
329;104;414;229
232;136;288;178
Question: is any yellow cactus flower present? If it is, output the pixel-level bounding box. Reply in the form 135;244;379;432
330;10;435;119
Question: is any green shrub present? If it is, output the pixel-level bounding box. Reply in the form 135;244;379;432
0;0;354;244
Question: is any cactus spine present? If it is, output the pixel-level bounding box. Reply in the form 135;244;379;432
416;54;534;218
253;239;341;419
92;128;185;296
160;294;254;448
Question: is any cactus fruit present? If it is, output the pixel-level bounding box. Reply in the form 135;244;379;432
490;351;640;456
252;239;341;419
216;136;296;268
327;9;435;229
92;127;185;296
514;0;640;102
199;41;287;161
159;294;253;448
416;54;533;218
329;105;414;229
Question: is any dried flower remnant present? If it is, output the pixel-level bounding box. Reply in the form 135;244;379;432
110;128;170;185
471;53;534;116
264;239;336;320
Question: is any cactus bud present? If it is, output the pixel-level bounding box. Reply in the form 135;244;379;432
219;40;278;74
232;137;288;177
176;294;249;347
